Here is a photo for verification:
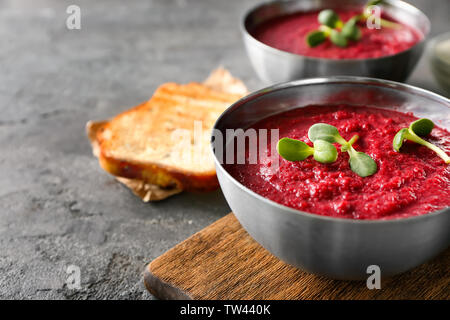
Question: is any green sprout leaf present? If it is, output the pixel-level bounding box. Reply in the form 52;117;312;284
366;0;383;6
330;29;348;47
306;30;327;47
341;18;362;41
318;9;340;28
277;138;314;161
348;148;378;177
308;123;347;145
277;137;338;164
393;119;450;164
379;19;402;29
393;128;408;152
313;140;338;163
409;118;434;137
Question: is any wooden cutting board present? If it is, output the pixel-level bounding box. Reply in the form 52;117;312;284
144;213;450;300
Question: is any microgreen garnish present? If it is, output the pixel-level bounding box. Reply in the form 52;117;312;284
308;123;377;177
307;123;347;145
347;148;378;177
306;0;399;48
393;118;450;164
313;139;339;163
306;30;328;47
410;118;434;136
341;17;362;41
277;137;337;163
318;9;342;29
277;123;377;177
366;0;383;6
329;29;348;48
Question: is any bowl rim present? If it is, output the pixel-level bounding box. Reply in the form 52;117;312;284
212;76;450;224
240;0;431;62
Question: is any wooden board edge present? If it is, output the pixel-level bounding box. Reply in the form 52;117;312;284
144;264;193;300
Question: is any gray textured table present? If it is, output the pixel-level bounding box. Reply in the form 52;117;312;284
0;0;448;299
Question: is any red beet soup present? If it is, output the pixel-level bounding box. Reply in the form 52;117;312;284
225;105;450;220
251;9;423;59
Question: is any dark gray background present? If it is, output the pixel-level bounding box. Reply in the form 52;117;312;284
0;0;448;299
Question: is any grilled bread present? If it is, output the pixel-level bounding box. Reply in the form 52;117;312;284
88;69;247;200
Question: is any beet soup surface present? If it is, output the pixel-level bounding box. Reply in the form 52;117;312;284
252;9;423;59
225;105;450;220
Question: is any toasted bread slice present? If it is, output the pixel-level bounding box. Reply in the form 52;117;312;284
95;82;244;192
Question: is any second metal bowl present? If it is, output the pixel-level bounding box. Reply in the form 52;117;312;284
242;0;430;83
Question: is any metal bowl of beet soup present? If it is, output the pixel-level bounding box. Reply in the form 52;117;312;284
242;0;430;83
212;77;450;280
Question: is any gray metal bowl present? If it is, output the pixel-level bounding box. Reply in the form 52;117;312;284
212;77;450;280
242;0;430;83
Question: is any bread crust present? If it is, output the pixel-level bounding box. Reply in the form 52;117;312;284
98;150;219;192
